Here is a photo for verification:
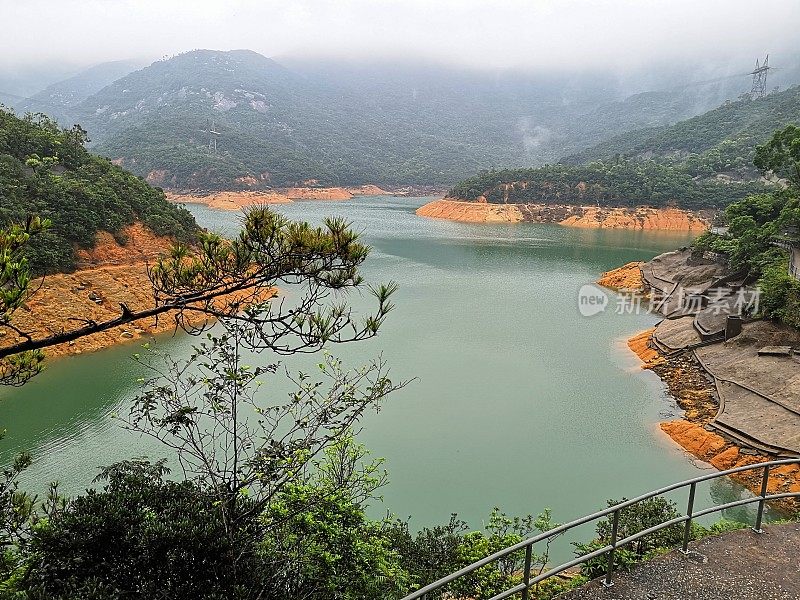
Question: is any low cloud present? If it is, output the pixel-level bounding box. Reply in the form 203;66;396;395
2;0;799;74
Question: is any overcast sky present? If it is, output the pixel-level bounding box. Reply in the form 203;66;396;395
3;0;800;73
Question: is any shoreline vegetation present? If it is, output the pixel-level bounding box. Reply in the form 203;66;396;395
597;262;800;511
416;198;710;231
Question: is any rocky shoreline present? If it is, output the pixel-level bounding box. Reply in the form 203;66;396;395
598;262;800;510
0;224;272;359
417;198;710;231
165;184;422;211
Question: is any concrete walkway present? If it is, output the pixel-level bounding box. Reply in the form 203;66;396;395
559;523;800;600
648;317;800;456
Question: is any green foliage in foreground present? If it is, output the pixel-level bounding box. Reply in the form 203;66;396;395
574;497;684;579
0;108;198;274
693;125;800;328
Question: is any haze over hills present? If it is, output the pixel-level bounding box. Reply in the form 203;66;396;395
7;49;795;191
17;60;146;124
561;84;800;174
442;85;800;211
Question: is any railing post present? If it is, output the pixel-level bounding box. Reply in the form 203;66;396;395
753;463;770;534
603;509;620;588
681;482;697;553
521;543;533;600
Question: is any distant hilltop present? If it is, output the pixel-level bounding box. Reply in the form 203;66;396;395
428;85;800;222
9;49;797;191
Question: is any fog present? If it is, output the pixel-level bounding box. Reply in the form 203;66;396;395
3;0;799;76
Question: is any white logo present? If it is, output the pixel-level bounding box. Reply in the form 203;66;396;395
578;284;609;317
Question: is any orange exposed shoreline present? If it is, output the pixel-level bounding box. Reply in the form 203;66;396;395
166;185;391;211
597;262;645;290
595;266;799;508
415;198;524;223
1;224;273;359
625;325;800;508
417;199;710;231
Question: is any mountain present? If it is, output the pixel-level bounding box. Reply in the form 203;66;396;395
18;60;145;124
0;108;197;274
61;50;796;190
560;85;800;180
0;63;86;108
444;87;800;210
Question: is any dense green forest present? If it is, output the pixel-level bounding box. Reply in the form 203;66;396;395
0;108;197;274
561;85;800;177
694;125;800;329
447;159;767;210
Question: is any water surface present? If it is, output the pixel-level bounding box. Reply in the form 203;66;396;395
0;196;750;559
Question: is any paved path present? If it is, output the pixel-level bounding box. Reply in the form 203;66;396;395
558;523;800;600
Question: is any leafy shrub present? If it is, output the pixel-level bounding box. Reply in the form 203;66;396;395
573;497;684;579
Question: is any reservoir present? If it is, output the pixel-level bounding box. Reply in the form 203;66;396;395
0;196;750;559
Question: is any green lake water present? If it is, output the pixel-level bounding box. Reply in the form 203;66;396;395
0;196;755;561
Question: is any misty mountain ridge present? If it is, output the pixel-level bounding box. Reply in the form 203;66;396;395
560;84;800;177
443;84;800;212
12;48;800;189
17;59;146;123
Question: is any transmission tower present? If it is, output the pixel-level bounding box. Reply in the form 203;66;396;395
749;54;771;98
200;119;221;153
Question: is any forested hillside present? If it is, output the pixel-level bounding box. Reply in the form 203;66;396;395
20;49;767;190
76;50;513;188
448;86;800;209
693;125;800;328
0;109;197;274
562;85;800;179
447;160;766;209
16;60;144;124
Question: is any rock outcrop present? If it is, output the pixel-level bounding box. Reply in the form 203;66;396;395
597;262;645;290
167;184;393;211
415;199;523;223
283;187;353;200
166;191;291;210
1;223;273;359
560;206;709;231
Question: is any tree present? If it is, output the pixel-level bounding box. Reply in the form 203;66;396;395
123;324;404;562
0;207;396;384
754;124;800;186
0;206;401;597
0;216;49;386
23;460;271;600
574;497;684;579
448;508;562;600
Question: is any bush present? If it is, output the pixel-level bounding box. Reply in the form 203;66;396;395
22;461;271;600
573;497;684;579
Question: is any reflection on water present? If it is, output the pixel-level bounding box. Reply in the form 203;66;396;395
0;196;763;561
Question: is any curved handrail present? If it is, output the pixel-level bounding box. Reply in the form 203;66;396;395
401;458;800;600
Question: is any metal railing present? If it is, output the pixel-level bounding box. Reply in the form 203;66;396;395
790;254;799;281
401;458;800;600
